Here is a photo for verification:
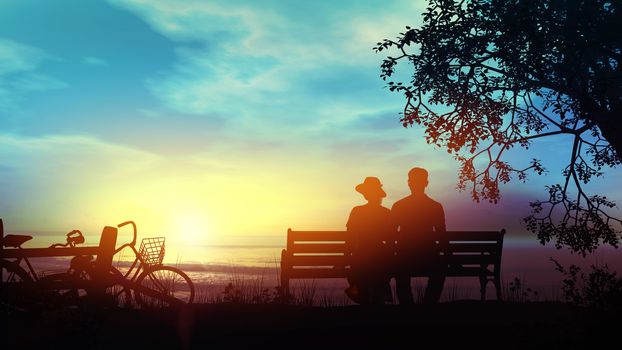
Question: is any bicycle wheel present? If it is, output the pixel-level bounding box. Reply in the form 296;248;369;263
39;265;134;309
134;265;195;308
37;271;89;307
106;266;133;308
0;260;35;309
0;260;32;283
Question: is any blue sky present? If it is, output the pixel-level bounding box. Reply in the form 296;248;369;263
1;0;620;247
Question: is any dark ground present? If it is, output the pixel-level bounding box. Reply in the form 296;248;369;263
1;301;619;349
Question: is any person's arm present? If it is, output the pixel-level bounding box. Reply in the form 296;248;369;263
383;208;398;260
435;203;446;234
434;203;447;257
389;203;400;245
346;208;357;255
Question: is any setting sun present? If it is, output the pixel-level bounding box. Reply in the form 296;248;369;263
169;211;211;246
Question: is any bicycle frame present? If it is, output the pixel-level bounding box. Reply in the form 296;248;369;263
110;221;195;306
114;221;154;282
1;255;39;282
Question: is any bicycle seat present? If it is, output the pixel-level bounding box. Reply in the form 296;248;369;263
1;234;33;248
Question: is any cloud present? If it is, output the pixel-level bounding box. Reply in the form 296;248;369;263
0;133;160;180
9;73;67;91
347;110;406;131
0;38;66;112
102;0;436;182
82;56;108;66
328;137;407;160
0;38;48;74
106;0;425;127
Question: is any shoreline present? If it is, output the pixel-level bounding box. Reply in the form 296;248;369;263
9;239;622;304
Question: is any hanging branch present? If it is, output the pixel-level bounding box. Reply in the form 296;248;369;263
375;0;622;254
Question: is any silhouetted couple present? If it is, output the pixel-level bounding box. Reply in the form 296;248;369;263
345;167;446;305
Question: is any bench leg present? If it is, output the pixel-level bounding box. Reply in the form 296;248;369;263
479;276;487;301
280;275;290;299
494;275;502;301
280;250;290;301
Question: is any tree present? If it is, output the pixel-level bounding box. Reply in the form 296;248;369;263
375;0;622;254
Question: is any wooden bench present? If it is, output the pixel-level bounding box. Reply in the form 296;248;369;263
280;228;506;301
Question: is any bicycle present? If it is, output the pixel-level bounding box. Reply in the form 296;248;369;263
1;219;195;309
106;220;195;308
0;228;95;308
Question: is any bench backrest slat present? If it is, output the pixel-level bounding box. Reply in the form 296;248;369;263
444;243;499;253
289;243;348;254
445;231;503;241
287;229;347;250
446;254;497;265
287;255;348;267
288;267;348;279
443;231;504;271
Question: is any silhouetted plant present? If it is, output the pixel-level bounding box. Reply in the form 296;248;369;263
552;258;622;310
376;0;622;254
220;272;280;305
272;285;295;305
252;287;279;304
318;290;348;307
441;282;462;302
292;280;317;306
222;282;244;303
505;277;539;302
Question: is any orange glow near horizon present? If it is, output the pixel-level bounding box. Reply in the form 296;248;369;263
2;135;458;248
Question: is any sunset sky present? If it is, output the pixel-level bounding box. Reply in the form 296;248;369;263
1;0;621;251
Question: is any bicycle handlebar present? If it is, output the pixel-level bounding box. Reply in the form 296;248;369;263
67;230;85;245
114;221;137;254
48;229;84;248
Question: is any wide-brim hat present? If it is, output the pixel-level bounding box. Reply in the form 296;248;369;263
355;176;386;198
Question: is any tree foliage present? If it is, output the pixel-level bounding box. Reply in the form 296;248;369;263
375;0;622;254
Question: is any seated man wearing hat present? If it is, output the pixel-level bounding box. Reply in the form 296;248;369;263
345;176;393;304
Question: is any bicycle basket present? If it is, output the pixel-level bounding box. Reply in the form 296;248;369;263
139;237;165;266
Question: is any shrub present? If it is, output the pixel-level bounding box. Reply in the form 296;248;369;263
552;258;622;310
